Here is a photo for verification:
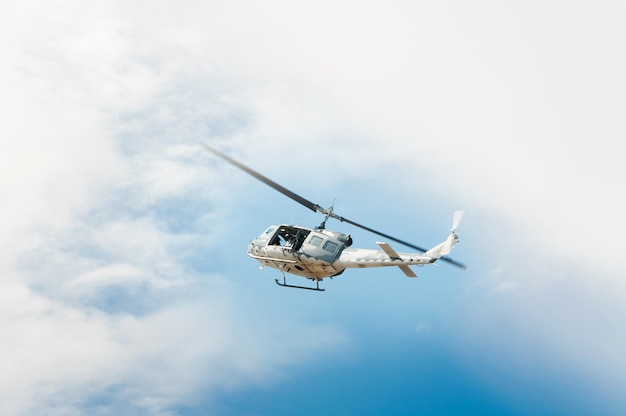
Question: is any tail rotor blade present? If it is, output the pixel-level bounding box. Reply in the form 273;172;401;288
451;210;464;233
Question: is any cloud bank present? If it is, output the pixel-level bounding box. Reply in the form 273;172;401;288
2;0;625;414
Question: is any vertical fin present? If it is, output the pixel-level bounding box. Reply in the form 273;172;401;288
424;211;464;260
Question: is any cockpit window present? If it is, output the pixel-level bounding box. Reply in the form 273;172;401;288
323;240;338;253
258;227;276;239
308;236;323;247
267;225;311;251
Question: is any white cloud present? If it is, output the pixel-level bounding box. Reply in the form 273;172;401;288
0;1;351;414
492;280;518;293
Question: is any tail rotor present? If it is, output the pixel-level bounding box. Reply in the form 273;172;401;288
451;210;464;233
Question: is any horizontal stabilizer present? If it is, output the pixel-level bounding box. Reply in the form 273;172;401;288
377;242;401;259
398;265;417;278
377;242;417;278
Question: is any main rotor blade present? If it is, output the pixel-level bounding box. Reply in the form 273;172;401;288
336;215;429;252
334;214;467;269
201;143;325;214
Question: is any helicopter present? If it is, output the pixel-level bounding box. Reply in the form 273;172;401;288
202;143;466;292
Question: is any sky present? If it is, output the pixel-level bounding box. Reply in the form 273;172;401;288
1;0;626;415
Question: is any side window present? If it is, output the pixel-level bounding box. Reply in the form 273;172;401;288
309;236;323;247
323;241;338;253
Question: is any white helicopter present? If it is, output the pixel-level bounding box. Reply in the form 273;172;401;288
202;144;466;291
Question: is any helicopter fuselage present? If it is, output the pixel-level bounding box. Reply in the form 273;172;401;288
202;143;465;291
247;224;443;281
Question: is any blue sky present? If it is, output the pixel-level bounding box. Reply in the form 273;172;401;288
2;0;626;415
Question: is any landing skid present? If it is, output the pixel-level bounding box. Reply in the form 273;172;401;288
275;275;325;292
